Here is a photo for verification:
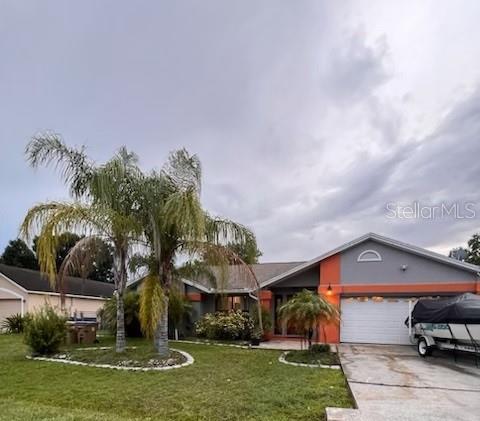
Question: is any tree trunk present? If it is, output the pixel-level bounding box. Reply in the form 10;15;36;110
154;295;169;357
116;293;126;353
113;246;128;353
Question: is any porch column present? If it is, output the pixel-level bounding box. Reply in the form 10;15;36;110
259;290;272;311
318;254;341;343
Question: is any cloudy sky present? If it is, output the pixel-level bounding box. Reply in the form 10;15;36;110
1;1;480;262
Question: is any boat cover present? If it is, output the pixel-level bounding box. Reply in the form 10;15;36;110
410;293;480;325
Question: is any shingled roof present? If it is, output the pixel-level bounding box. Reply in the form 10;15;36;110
0;264;115;298
182;261;305;292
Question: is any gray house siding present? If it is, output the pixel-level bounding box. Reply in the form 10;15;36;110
272;266;319;288
340;240;477;285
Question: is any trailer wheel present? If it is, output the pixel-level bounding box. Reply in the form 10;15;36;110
417;338;432;357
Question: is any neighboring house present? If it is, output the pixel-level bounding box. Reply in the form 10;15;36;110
0;264;114;323
130;232;480;345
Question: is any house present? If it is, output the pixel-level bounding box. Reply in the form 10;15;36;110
169;232;480;345
0;264;115;323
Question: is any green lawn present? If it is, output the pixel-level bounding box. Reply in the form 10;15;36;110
0;334;352;421
285;350;340;366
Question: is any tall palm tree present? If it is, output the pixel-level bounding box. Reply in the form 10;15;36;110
278;289;340;349
134;149;256;356
20;134;142;352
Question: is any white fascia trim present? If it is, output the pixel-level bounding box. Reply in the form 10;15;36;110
27;290;109;301
0;287;24;300
181;278;213;293
260;233;373;289
369;233;480;272
0;272;29;293
260;232;480;289
182;278;252;294
217;288;252;294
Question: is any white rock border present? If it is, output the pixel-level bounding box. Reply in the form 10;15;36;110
26;347;194;371
278;351;341;369
173;339;250;349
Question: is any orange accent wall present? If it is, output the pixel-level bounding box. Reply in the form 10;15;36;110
260;289;273;312
260;290;273;300
318;254;341;343
186;292;202;302
330;282;477;295
319;254;341;286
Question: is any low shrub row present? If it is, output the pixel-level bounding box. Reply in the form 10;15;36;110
195;310;254;340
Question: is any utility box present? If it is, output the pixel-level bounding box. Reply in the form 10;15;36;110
67;322;98;345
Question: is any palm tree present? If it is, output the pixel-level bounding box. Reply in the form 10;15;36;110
20;134;142;352
133;149;256;356
278;289;340;349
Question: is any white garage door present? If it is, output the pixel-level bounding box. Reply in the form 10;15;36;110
340;297;413;345
0;299;22;324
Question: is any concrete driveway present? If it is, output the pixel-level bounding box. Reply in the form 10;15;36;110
336;344;480;421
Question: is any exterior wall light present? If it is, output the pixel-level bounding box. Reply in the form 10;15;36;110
401;264;408;271
326;283;333;295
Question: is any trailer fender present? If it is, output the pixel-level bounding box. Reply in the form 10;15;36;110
420;335;436;347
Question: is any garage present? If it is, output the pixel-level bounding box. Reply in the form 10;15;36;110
0;298;22;324
340;297;413;345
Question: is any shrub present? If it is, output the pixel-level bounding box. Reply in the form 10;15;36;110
310;343;330;353
99;291;142;337
250;306;272;333
195;310;253;340
1;313;29;334
24;305;67;355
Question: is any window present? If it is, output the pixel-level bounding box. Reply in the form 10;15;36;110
357;249;382;262
215;295;248;312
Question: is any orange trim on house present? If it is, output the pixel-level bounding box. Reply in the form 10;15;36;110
318;282;477;295
260;290;273;300
186;292;202;302
260;289;273;312
318;254;341;343
319;253;341;286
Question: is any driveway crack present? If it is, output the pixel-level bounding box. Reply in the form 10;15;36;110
348;379;480;393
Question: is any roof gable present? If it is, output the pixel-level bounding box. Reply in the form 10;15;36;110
183;261;305;293
260;232;480;288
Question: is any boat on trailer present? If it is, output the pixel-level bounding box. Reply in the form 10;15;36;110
406;293;480;357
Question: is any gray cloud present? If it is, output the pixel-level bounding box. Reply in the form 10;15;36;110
1;1;479;262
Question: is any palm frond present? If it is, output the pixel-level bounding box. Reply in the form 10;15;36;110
205;215;252;246
57;235;104;280
26;132;93;198
175;260;217;289
163;189;205;241
20;202;106;285
278;289;340;333
88;146;141;211
139;274;166;338
162;148;202;193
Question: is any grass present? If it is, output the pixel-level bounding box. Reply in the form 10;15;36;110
284;350;340;366
0;334;353;420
